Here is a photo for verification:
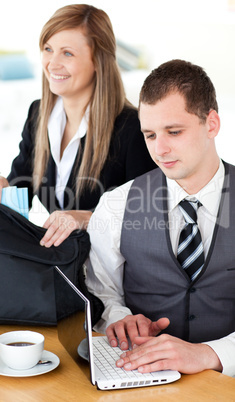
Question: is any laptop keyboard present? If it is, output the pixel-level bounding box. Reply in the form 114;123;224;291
93;337;152;380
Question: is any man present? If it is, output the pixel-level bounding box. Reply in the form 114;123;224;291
86;60;235;377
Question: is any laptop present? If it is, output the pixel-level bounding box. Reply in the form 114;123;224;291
54;265;181;390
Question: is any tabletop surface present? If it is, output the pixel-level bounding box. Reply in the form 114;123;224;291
0;324;234;402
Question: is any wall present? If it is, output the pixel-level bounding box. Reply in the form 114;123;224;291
0;0;235;171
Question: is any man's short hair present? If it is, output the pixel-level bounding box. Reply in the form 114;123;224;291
139;59;218;122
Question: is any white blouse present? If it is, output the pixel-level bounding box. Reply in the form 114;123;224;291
47;97;89;208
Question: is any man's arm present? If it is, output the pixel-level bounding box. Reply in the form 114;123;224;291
86;181;133;333
204;332;235;377
112;317;235;377
105;311;234;376
106;314;235;376
115;333;224;375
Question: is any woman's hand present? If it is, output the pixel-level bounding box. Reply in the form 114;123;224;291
40;210;92;247
0;176;9;201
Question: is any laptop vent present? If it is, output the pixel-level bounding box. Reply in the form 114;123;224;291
120;380;153;387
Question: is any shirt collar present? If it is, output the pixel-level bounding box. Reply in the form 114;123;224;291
167;159;225;216
47;97;89;165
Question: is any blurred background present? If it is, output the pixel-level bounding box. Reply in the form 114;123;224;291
0;0;235;221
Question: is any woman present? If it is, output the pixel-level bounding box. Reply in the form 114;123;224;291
0;4;155;247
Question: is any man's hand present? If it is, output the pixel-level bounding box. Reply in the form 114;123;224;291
40;210;92;247
116;334;223;374
106;315;170;350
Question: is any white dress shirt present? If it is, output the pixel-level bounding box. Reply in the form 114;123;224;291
167;159;224;258
47;97;88;208
86;160;235;377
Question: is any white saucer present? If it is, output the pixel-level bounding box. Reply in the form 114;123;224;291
77;338;89;361
0;350;60;377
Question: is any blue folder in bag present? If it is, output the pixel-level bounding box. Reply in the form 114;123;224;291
1;186;29;219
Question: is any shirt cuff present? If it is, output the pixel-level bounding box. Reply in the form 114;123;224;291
204;338;235;377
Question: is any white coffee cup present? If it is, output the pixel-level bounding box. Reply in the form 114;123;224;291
0;330;44;370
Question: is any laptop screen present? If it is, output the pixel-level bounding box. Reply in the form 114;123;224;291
54;266;91;367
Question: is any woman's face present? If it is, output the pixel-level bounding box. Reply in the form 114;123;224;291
42;28;96;104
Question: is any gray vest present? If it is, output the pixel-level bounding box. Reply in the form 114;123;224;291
120;163;235;342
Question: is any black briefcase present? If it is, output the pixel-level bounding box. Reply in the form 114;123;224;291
0;203;103;326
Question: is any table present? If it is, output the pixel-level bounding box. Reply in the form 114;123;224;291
0;325;234;402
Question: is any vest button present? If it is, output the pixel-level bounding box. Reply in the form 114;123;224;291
189;287;196;293
188;315;196;321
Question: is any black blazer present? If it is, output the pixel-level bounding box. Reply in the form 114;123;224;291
8;100;156;212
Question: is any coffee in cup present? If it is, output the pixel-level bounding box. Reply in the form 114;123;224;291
0;330;44;370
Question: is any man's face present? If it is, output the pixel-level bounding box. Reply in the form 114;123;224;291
139;91;219;193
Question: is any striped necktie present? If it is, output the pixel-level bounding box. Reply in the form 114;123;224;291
177;199;204;281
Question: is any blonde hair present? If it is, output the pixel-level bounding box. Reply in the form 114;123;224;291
33;4;130;193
